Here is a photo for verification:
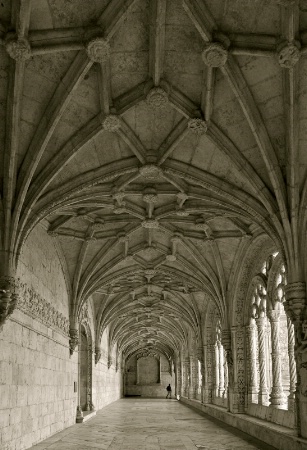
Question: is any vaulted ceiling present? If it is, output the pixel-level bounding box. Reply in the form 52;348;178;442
0;0;305;361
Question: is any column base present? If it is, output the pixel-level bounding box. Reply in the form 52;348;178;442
76;406;84;423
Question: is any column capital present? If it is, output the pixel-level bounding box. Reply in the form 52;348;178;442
267;309;280;322
69;327;79;356
285;282;306;322
0;276;20;326
256;316;266;327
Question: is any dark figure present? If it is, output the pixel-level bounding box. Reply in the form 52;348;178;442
166;384;172;399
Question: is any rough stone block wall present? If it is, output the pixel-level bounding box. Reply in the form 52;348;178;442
0;309;78;450
93;358;123;410
0;226;123;450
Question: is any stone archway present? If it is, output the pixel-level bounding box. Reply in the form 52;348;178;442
77;318;94;421
80;326;89;410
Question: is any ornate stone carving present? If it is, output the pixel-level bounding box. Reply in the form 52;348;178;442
113;207;126;214
141;219;159;229
166;254;176;262
146;87;169;108
176;207;189;216
95;346;102;364
188;118;208;135
86;37;110;63
0;276;20;326
102;114;121;132
143;193;158;203
285;282;306;322
277;42;300;68
202;42;228;68
5;37;31;61
47;230;59;237
69;328;79;355
267;309;287;408
108;355;113;368
139;164;163;179
16;282;70;335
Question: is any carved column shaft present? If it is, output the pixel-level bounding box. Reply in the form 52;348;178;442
268;310;287;408
246;323;258;403
256;317;269;405
284;281;307;437
214;343;220;398
218;342;225;397
287;317;296;412
203;344;213;404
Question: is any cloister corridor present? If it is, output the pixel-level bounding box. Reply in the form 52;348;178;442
3;0;307;450
28;399;277;450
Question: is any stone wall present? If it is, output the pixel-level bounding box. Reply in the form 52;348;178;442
0;225;122;450
125;354;175;397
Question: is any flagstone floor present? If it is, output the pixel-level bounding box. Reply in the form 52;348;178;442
29;399;278;450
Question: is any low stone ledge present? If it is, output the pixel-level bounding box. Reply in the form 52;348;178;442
80;410;96;423
180;397;307;450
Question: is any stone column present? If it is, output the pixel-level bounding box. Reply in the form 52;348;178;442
214;343;220;399
184;357;190;397
287;317;296;411
0;276;20;326
228;327;239;413
267;310;287;409
189;356;196;399
218;342;225;398
222;330;231;409
284;282;307;437
256;317;269;405
202;344;213;404
246;322;259;404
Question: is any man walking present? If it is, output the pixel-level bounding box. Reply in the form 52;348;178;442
166;384;172;399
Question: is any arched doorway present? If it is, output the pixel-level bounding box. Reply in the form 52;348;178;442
80;326;89;410
77;321;93;421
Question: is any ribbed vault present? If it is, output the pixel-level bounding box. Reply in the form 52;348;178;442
1;0;307;371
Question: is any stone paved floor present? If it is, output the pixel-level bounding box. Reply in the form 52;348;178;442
29;399;278;450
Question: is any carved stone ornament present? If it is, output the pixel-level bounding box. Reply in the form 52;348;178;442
166;254;176;262
95;346;102;364
141;219;159;229
15;282;70;334
139;164;163;179
277;42;300;68
176;207;189;216
47;230;59;237
5;37;31;61
0;276;20;326
188;118;208;135
86;37;110;63
143;193;158;203
202;42;228;68
69;328;79;356
146;87;169;108
108;355;113;369
102;114;121;132
284;281;306;321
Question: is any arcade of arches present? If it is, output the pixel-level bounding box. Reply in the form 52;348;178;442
2;1;307;450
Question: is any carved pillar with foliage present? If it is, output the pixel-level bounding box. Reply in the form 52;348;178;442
202;344;213;404
256;317;269;406
246;321;259;404
222;330;232;410
287;316;296;411
267;309;287;409
285;282;307;438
